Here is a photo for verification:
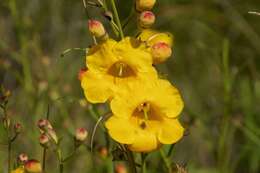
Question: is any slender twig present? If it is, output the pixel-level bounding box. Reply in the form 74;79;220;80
110;0;124;39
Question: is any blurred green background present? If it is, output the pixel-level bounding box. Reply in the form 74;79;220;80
1;0;260;172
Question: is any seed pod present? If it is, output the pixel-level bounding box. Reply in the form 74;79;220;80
136;0;156;12
139;11;155;28
151;42;172;64
88;20;107;38
24;160;42;173
47;128;58;144
75;127;88;142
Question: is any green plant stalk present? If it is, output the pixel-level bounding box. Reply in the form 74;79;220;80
110;0;124;39
125;147;137;173
217;38;232;173
7;133;12;173
57;148;64;173
141;153;147;173
160;149;172;173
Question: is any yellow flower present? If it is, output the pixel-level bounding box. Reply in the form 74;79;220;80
11;167;24;173
105;79;184;152
81;37;157;103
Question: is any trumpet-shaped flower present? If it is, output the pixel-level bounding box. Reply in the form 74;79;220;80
81;37;157;103
105;79;184;152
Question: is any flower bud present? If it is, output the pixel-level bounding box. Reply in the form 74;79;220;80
75;127;88;142
37;119;53;131
39;134;50;148
88;20;107;38
78;68;87;81
18;153;28;164
151;42;172;64
25;160;42;173
115;163;127;173
99;147;108;158
136;0;156;12
139;11;155;28
14;123;22;134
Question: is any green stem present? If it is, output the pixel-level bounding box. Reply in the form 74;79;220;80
125;147;137;173
110;0;124;39
42;148;47;172
160;149;172;173
141;153;147;173
8;141;11;173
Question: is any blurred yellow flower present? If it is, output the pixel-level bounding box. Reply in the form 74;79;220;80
81;37;157;103
11;167;24;173
105;79;184;152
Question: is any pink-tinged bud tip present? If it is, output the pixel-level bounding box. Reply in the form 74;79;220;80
39;134;50;147
25;160;42;173
14;123;22;133
139;11;155;28
99;147;108;158
151;42;172;64
37;119;53;130
75;127;88;142
18;153;28;163
88;20;106;38
115;163;128;173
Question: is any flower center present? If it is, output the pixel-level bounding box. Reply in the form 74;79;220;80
133;102;162;129
107;61;136;78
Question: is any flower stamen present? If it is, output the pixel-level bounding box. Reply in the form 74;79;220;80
108;61;136;78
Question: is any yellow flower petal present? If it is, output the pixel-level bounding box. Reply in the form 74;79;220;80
11;167;24;173
105;116;135;144
158;119;184;144
87;39;118;72
81;71;113;103
128;129;158;152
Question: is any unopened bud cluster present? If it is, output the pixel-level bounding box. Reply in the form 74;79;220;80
37;119;58;147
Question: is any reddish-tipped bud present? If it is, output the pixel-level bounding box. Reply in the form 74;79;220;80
136;0;156;12
37;119;53;131
14;123;22;133
99;147;108;158
151;42;172;64
139;11;155;28
39;134;50;148
88;20;106;38
75;128;88;142
115;163;127;173
78;68;87;81
18;153;28;164
24;160;42;173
